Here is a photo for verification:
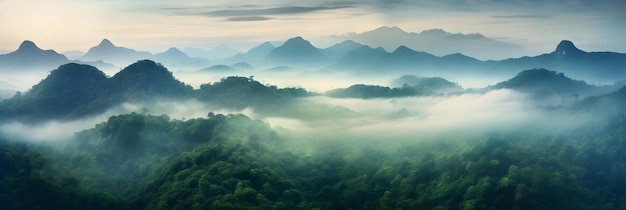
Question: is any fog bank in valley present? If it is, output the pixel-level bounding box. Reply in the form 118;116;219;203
255;89;597;142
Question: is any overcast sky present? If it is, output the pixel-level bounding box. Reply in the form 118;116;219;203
0;0;624;54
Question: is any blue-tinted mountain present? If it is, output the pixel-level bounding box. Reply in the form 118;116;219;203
340;26;525;60
329;45;481;74
328;45;388;71
80;39;153;67
154;47;191;62
264;37;328;67
491;40;626;82
0;40;114;72
487;68;611;105
0;40;69;70
153;47;210;70
327;39;625;84
232;42;275;64
321;40;364;62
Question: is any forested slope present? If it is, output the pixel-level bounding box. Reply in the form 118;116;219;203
2;104;626;209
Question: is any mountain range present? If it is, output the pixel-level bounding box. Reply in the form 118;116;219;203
336;26;526;60
0;41;114;72
2;27;626;86
3;57;622;122
264;37;329;68
0;60;192;121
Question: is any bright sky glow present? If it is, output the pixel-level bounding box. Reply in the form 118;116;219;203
0;0;624;54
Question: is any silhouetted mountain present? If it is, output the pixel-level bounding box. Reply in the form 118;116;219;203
0;40;69;70
441;53;482;64
340;26;525;60
321;40;364;62
328;45;388;71
80;39;153;66
491;40;626;82
329;44;481;75
154;47;191;61
264;37;328;67
232;42;275;64
491;68;591;92
153;47;210;70
392;75;463;93
487;68;608;105
388;46;439;67
0;40;117;72
0;60;192;121
327;40;625;84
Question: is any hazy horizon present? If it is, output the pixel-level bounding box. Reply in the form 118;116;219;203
1;0;625;58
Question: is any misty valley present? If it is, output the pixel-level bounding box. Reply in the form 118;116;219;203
2;34;626;210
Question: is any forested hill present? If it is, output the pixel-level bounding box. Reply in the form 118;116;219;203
325;76;462;99
490;68;595;94
0;60;192;121
3;98;626;209
483;68;615;105
0;60;310;122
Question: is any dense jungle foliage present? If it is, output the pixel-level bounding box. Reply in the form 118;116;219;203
3;61;626;209
2;106;626;209
0;61;309;122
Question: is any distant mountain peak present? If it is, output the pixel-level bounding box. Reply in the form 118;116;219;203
265;36;326;66
373;26;406;33
98;39;115;48
286;36;306;43
421;28;446;34
554;40;583;55
392;46;416;54
281;36;316;48
17;40;40;52
258;41;274;48
165;47;183;54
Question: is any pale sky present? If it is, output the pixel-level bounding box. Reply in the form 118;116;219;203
0;0;624;55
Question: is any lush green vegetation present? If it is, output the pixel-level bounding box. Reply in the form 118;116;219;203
489;68;612;99
0;60;193;122
326;84;420;99
3;61;626;209
326;76;462;99
197;76;310;110
0;61;310;122
2;102;626;209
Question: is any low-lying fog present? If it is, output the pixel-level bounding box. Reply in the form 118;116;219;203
0;85;598;144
